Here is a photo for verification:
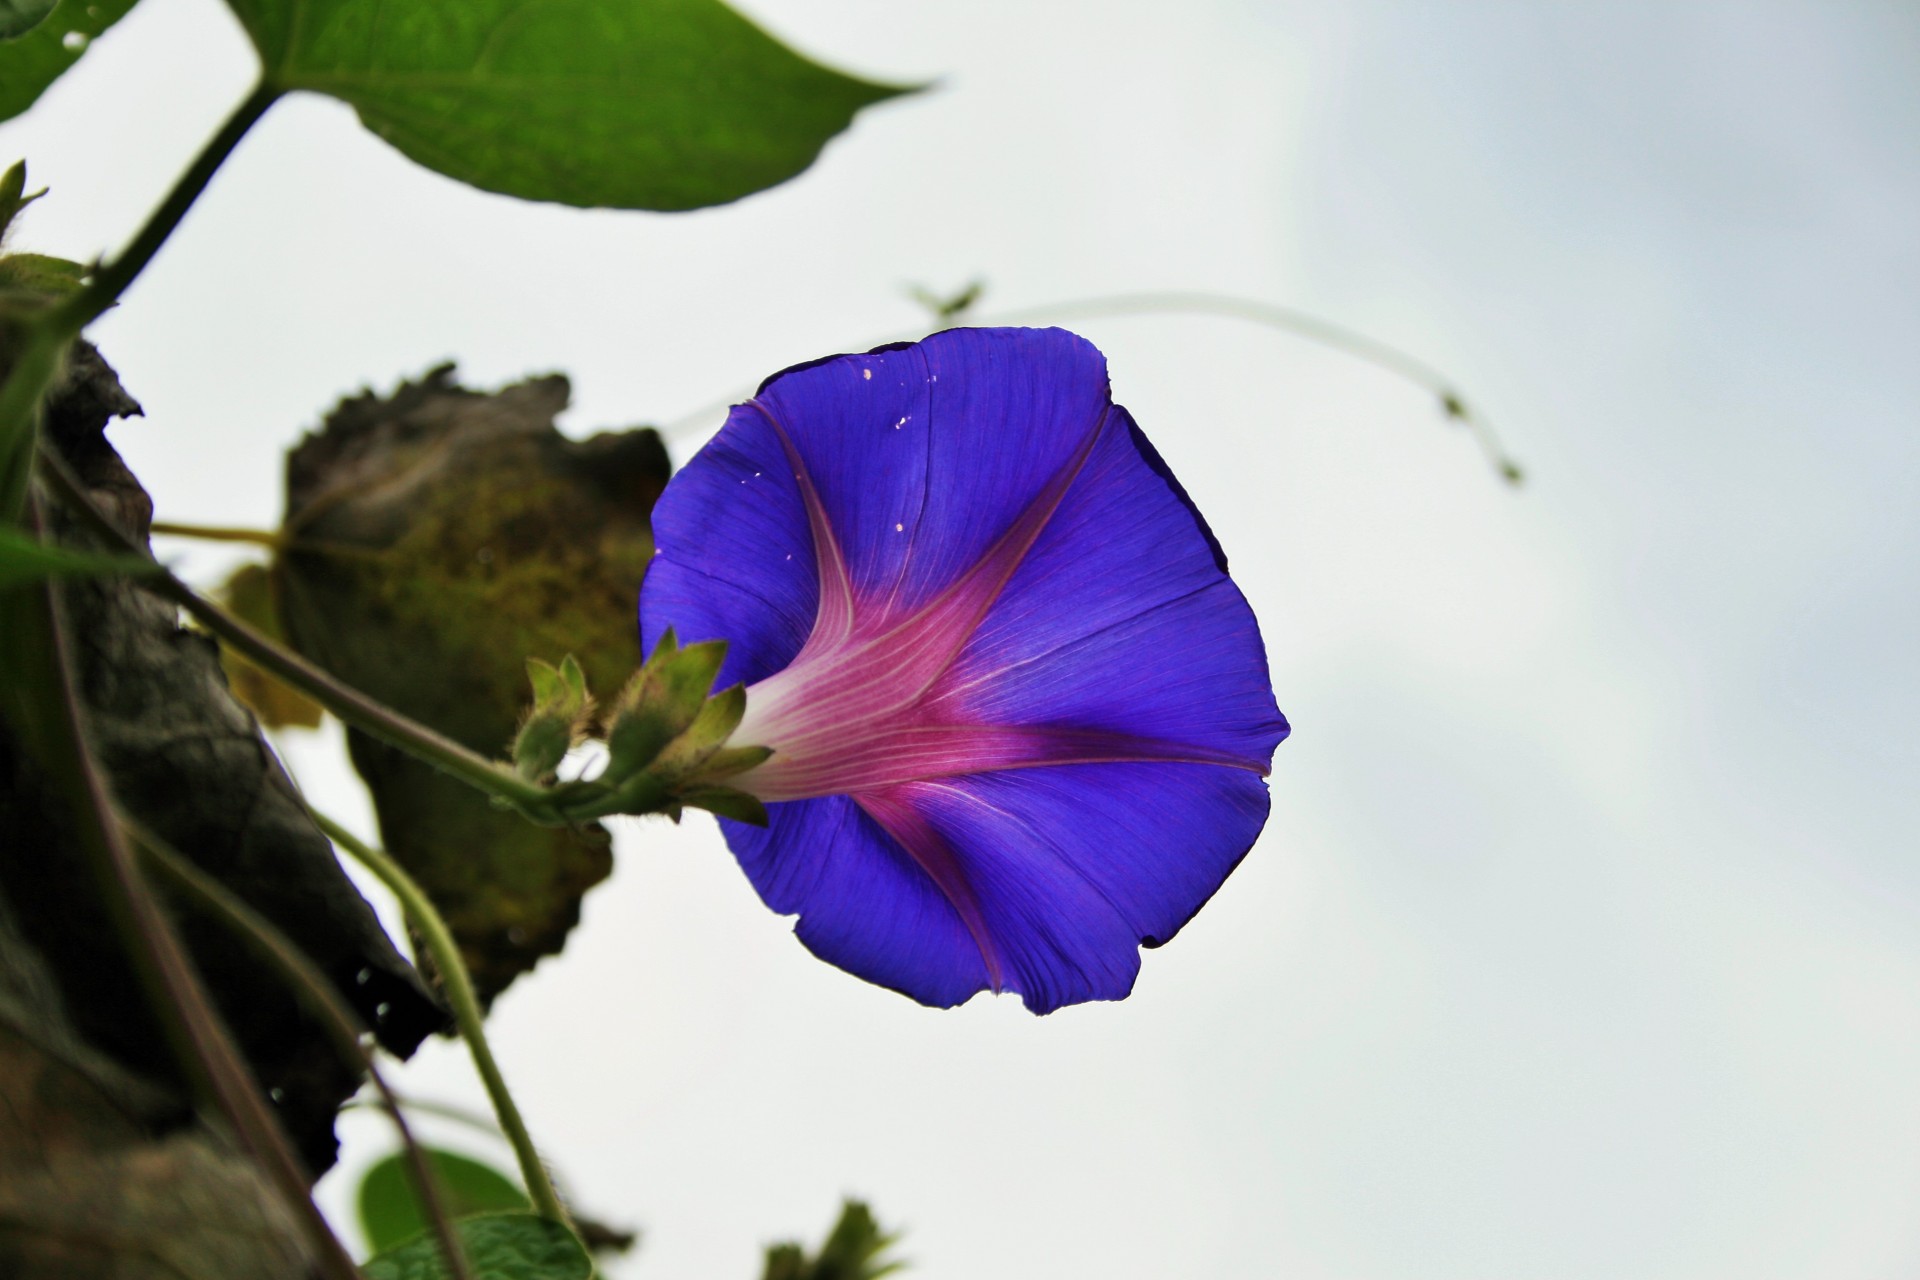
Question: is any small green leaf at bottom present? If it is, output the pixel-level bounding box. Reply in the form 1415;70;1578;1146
357;1146;529;1256
362;1211;591;1280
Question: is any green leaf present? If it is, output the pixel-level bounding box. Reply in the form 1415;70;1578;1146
0;0;141;123
221;0;915;210
357;1147;532;1256
362;1211;591;1280
0;0;57;42
0;525;158;590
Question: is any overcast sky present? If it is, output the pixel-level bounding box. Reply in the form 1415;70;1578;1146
6;2;1918;1277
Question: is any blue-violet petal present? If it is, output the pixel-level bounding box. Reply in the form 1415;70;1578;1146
640;327;1287;1013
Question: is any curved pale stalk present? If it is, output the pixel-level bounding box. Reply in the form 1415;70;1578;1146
313;812;571;1230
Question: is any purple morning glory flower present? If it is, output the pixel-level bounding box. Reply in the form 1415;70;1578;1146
640;327;1287;1013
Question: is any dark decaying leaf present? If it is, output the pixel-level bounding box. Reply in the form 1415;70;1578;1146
276;364;670;1003
0;0;141;123
361;1211;593;1280
0;342;446;1177
222;0;913;210
0;861;311;1279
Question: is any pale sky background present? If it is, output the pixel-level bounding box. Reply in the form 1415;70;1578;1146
5;2;1918;1277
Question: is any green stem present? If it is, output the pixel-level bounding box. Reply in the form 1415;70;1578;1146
0;326;66;521
35;448;554;814
315;811;572;1229
135;825;474;1280
0;81;282;523
49;80;281;338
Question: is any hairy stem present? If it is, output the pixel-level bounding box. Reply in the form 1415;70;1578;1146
314;812;572;1229
36;448;554;814
136;826;473;1280
49;81;282;339
0;82;281;523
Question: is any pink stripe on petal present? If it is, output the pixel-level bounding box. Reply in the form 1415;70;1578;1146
730;399;1113;792
744;724;1265;802
855;787;1006;992
753;402;856;649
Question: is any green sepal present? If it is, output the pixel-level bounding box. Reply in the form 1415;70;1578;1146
496;638;771;824
679;786;768;827
511;654;591;782
525;658;564;705
648;683;745;784
524;653;587;714
602;630;726;776
510;716;573;783
593;767;669;818
696;743;773;782
0;160;41;236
